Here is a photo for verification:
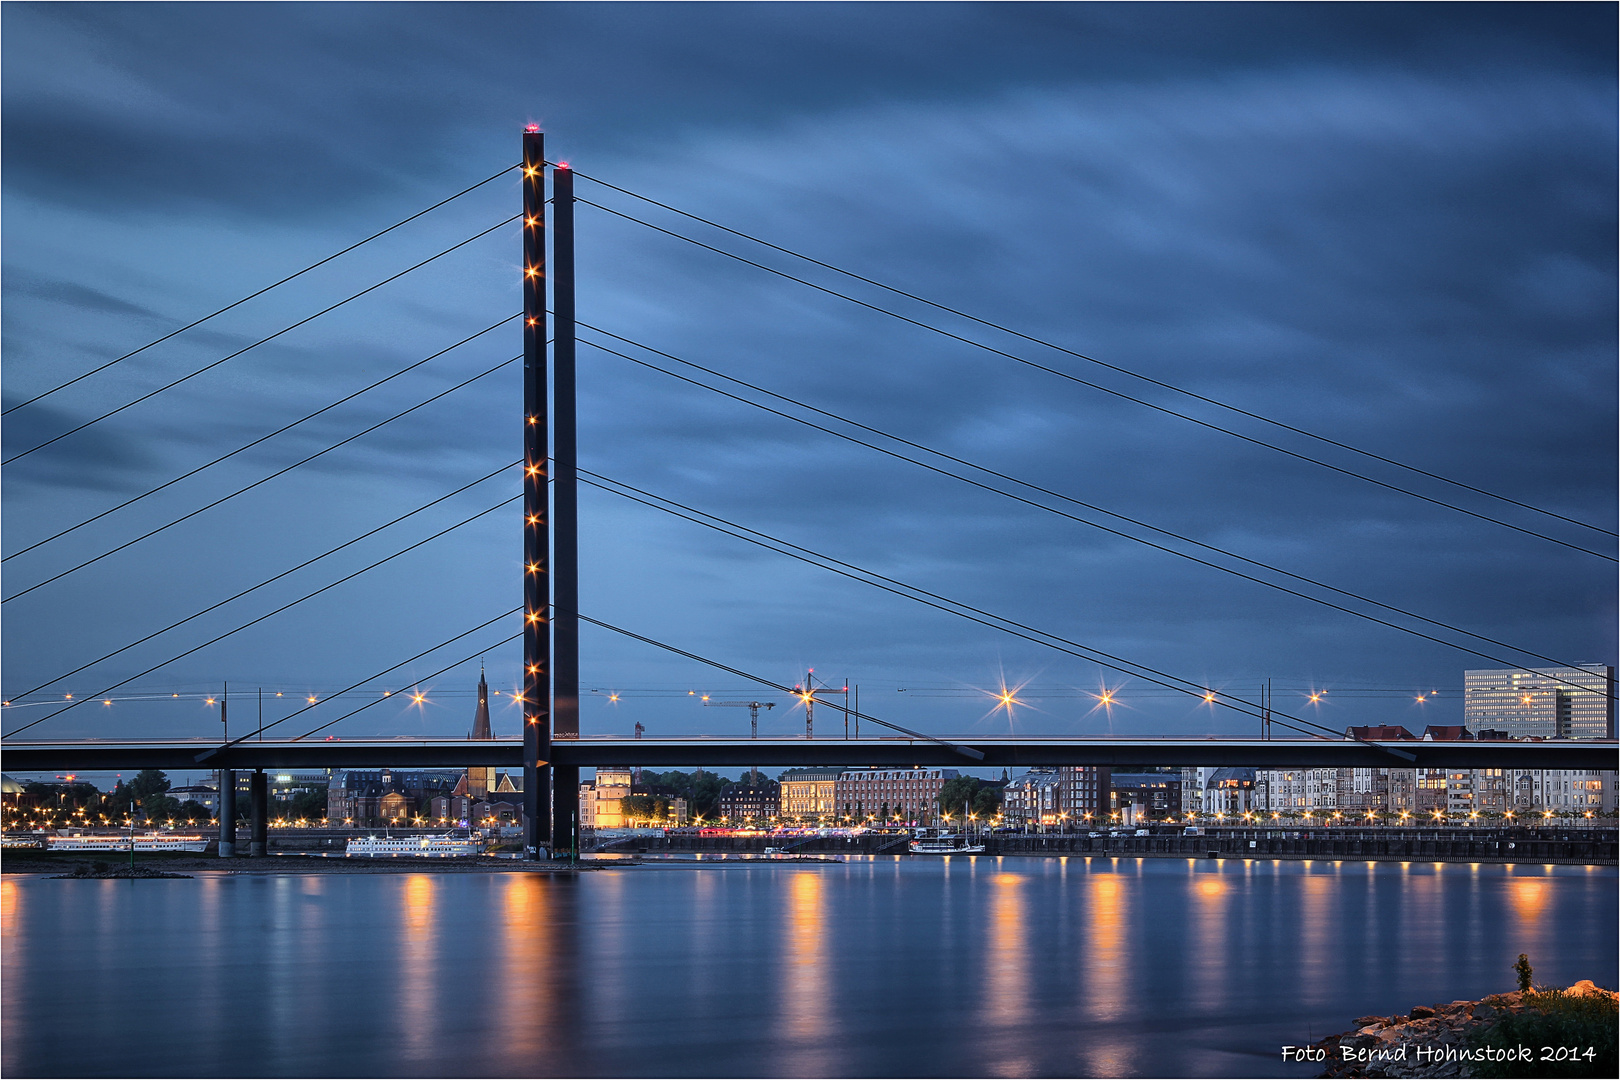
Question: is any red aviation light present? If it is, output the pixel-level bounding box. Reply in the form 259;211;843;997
556;160;570;170
525;123;540;133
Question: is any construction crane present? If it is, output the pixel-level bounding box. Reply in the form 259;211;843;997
703;700;775;738
792;670;848;739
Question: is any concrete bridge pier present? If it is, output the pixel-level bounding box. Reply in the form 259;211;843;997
249;769;268;857
552;763;579;859
217;768;236;857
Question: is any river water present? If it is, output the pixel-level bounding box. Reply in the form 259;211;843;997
2;857;1614;1078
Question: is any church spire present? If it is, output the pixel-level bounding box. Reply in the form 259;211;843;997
473;667;491;740
467;668;494;799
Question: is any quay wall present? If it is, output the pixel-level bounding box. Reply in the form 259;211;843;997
646;828;1617;865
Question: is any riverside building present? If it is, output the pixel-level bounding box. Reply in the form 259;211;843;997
1058;765;1112;822
718;777;779;822
1002;769;1064;826
578;768;634;828
836;768;957;825
1464;665;1615;739
778;767;840;821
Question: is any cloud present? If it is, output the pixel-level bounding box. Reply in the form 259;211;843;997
1;4;1612;740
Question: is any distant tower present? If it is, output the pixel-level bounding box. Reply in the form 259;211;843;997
468;666;494;799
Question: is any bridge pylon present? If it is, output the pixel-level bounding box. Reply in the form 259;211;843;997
521;126;552;858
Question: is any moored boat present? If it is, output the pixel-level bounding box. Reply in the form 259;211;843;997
48;832;209;853
907;836;985;855
345;831;481;857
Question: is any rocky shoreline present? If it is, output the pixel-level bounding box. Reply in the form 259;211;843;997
1309;981;1617;1078
49;862;192;879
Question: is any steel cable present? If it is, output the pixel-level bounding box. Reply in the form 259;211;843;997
578;329;1599;691
564;165;1614;541
1;492;520;738
577;197;1613;561
4;215;520;465
577;469;1337;741
3;164;519;417
4;315;520;563
6;460;518;706
3;354;523;604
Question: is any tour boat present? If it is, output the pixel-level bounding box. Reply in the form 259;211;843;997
48;833;209;853
907;836;986;855
345;831;481;857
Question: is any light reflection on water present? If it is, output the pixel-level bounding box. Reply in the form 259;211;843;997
399;875;436;1063
984;871;1030;1077
2;858;1614;1079
782;870;830;1072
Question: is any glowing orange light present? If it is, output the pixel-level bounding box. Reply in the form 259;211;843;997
307;696;318;704
1203;691;1216;703
527;416;537;425
523;166;539;178
206;697;216;706
1416;695;1426;703
526;611;541;623
64;693;72;700
527;665;538;674
102;699;112;706
1309;693;1322;704
172;693;179;698
525;464;541;476
526;562;539;574
412;693;426;705
525;216;538;227
524;265;539;278
527;514;540;525
609;694;619;703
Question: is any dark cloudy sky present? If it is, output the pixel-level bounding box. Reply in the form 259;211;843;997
3;2;1614;758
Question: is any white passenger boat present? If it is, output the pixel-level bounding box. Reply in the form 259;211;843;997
345;831;481;858
907;836;985;855
48;833;209;853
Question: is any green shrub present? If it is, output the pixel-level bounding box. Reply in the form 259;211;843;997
1466;989;1617;1078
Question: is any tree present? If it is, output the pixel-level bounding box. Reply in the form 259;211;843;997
620;795;670;823
286;789;327;821
939;776;981;816
641;770;725;820
141;794;182;823
972;786;1003;820
129;769;171;803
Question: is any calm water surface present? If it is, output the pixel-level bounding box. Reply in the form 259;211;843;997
2;857;1614;1078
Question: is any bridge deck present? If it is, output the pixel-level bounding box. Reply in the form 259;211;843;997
1;736;1613;771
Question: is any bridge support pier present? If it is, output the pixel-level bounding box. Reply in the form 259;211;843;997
217;768;236;857
552;763;579;859
249;769;267;857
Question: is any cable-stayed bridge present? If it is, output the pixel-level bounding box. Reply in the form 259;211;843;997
3;129;1614;857
2;737;1609;775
